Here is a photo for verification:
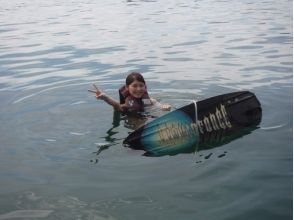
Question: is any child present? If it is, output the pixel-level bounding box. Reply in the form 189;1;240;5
91;72;171;114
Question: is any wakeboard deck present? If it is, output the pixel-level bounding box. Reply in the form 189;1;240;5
123;91;262;156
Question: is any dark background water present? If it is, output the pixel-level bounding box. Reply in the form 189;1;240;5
0;0;292;219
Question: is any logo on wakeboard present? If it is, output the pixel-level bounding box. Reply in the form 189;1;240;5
197;104;232;134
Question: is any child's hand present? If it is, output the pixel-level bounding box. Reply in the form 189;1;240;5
88;84;104;99
96;92;106;100
161;104;171;111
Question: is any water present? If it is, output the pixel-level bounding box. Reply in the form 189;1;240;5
0;0;292;219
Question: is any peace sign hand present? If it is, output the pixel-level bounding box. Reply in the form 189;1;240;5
88;84;105;99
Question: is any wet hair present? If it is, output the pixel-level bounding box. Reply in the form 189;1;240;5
125;72;146;86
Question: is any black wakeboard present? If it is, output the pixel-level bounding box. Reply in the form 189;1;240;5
123;91;262;156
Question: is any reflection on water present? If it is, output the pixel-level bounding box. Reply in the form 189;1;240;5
123;115;148;130
91;111;149;163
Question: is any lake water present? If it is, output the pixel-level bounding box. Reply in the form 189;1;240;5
0;0;292;219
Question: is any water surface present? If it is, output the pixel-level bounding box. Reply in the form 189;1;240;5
0;0;292;219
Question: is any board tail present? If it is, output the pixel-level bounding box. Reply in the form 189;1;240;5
196;91;262;149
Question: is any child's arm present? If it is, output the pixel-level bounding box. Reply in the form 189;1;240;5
90;85;126;112
96;93;126;112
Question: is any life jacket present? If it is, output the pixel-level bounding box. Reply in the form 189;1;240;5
119;85;152;113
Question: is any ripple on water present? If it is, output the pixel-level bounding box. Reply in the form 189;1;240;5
241;65;293;73
0;191;117;220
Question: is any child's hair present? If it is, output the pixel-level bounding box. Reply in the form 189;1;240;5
125;72;146;86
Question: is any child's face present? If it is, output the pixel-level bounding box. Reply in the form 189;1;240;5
127;80;146;98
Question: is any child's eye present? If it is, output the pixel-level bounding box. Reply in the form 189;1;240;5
132;84;145;88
